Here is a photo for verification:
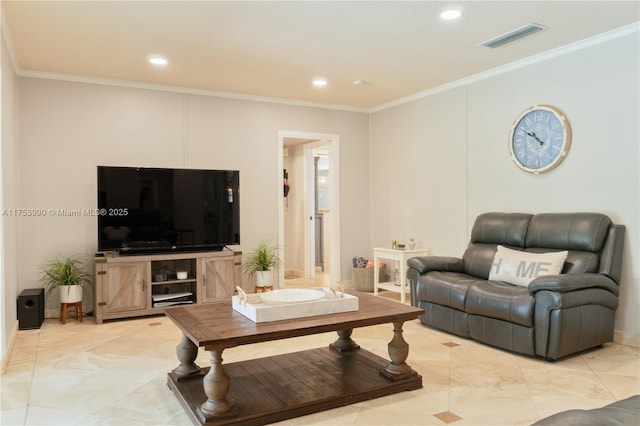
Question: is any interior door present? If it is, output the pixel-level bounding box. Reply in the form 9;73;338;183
278;131;340;287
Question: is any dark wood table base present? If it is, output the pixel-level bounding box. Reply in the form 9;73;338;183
167;346;422;425
164;291;425;425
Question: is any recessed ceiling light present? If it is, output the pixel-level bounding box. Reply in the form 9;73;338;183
440;9;463;20
313;79;327;87
149;57;168;66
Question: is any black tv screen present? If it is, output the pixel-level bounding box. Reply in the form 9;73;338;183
97;166;240;254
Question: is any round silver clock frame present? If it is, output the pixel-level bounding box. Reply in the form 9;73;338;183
508;104;571;174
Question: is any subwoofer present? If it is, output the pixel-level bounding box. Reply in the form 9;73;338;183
17;288;45;330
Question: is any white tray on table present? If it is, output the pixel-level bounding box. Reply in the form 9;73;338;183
232;287;359;323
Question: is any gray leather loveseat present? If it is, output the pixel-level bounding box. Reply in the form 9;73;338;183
407;212;625;360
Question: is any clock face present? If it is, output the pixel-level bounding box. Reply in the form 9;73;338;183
508;105;571;174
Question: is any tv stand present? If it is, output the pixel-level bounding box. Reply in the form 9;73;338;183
93;247;243;324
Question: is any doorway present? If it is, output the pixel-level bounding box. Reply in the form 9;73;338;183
277;131;340;288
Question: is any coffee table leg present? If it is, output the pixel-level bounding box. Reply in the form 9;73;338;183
173;334;202;378
380;320;417;381
330;328;361;353
197;348;238;422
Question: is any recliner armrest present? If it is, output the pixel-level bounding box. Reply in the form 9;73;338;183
407;256;464;274
528;273;619;296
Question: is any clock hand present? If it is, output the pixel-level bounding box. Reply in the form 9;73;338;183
525;131;544;146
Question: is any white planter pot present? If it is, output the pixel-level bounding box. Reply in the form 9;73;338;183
255;270;272;288
59;285;83;303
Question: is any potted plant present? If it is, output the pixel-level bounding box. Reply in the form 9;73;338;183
41;255;92;303
243;239;282;288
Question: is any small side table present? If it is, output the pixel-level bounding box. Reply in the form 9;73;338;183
60;302;83;324
373;248;430;303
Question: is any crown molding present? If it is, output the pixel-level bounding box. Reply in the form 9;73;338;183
16;70;370;114
370;22;640;113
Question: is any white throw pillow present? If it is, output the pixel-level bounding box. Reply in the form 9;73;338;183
489;245;568;287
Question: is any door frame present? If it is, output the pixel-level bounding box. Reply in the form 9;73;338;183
277;130;341;287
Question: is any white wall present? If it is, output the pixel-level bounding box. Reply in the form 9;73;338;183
16;78;370;311
1;20;20;370
370;88;469;256
370;31;639;341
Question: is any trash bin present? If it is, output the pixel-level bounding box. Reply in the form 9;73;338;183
352;265;386;292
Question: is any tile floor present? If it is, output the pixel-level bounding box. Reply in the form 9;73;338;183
2;274;639;425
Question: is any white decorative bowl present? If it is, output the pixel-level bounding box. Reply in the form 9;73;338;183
176;271;188;280
260;288;326;305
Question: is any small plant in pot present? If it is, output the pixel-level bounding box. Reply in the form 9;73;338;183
41;255;92;303
243;239;281;289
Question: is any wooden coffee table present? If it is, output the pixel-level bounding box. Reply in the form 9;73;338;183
165;290;424;425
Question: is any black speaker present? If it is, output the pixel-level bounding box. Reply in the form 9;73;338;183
17;288;45;330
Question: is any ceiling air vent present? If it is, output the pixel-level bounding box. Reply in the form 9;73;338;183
481;23;546;48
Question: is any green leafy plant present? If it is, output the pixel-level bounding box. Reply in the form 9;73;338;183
40;255;92;294
243;239;282;278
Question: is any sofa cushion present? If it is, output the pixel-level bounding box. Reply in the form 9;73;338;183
462;244;497;279
463;213;533;279
415;272;480;311
466;281;534;327
526;213;612;252
470;212;533;246
489;246;568;287
546;249;600;274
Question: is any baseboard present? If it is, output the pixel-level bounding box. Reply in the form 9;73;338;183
1;320;19;374
614;330;640;349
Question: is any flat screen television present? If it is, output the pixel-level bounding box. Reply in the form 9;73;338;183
97;166;240;254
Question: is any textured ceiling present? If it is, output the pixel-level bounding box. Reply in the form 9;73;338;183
3;1;639;109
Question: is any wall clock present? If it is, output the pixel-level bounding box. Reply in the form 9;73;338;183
508;104;571;174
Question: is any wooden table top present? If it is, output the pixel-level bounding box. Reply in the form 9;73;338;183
164;290;424;349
